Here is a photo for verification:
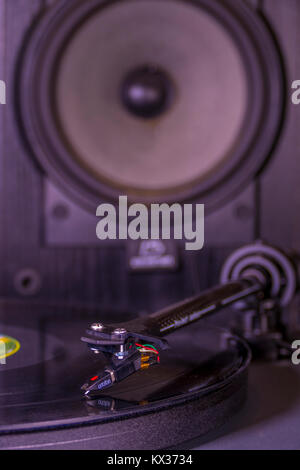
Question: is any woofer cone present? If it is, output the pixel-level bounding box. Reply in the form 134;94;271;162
17;0;284;211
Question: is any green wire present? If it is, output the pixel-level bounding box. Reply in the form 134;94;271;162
139;343;158;352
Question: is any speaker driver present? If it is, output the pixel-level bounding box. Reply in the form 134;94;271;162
18;0;284;209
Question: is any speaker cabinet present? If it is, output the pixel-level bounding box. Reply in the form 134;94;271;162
0;0;299;315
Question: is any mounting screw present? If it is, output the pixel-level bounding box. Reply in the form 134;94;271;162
90;348;101;354
113;327;127;335
14;268;41;296
90;323;104;331
51;203;70;220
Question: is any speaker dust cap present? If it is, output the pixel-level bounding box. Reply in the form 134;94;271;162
18;0;284;210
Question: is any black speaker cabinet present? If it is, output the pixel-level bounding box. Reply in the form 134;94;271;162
0;0;299;317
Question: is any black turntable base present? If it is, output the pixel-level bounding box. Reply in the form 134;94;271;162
0;301;250;449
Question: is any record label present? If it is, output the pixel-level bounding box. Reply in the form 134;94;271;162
0;335;20;361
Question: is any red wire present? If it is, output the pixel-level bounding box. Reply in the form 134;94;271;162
135;342;157;352
135;343;160;362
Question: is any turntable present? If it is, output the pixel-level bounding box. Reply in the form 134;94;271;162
1;0;300;451
0;241;299;449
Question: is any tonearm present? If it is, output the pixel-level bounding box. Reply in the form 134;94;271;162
81;241;298;396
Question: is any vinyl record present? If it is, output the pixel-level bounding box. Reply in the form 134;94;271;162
0;301;250;449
